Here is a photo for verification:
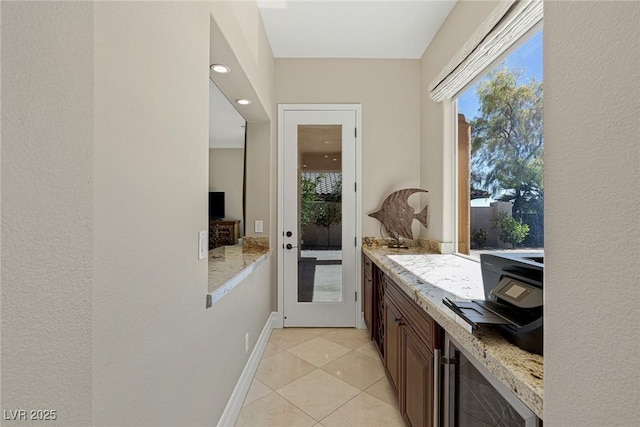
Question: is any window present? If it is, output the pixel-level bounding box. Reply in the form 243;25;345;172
456;29;543;258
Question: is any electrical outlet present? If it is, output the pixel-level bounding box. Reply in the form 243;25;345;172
254;220;263;233
198;231;207;260
244;332;250;354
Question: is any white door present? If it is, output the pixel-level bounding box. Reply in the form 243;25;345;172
282;108;358;326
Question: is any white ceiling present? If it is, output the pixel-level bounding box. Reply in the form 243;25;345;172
210;1;457;147
258;0;457;59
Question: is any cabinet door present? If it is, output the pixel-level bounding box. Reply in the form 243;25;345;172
373;267;385;357
402;324;434;427
363;255;374;333
384;296;402;397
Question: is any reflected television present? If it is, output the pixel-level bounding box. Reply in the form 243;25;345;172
209;192;225;219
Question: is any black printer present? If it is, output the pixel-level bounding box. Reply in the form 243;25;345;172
443;252;544;355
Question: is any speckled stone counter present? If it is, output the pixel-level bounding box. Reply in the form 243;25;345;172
363;245;544;418
208;245;270;306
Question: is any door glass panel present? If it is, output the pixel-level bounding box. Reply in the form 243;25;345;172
297;125;343;303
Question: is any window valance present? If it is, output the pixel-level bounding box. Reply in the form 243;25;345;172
428;0;542;102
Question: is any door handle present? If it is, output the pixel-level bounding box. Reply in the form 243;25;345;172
286;243;298;250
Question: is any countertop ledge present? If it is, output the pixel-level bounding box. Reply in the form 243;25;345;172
363;245;543;418
208;245;270;307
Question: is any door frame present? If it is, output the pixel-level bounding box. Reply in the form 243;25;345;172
276;104;363;329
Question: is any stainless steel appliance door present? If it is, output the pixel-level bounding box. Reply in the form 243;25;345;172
445;334;540;427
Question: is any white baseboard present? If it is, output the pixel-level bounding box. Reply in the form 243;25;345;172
271;311;283;329
216;311;276;427
358;312;366;330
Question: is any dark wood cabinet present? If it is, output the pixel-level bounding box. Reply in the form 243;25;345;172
374;266;385;357
209;220;239;249
363;254;385;357
363;254;374;332
383;272;442;427
402;322;434;427
384;294;402;397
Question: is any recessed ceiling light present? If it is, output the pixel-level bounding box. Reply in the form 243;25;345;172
303;164;308;168
323;140;333;145
332;158;337;161
235;99;252;105
324;155;329;158
210;64;230;74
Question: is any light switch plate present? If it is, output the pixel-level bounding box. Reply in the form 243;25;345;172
198;230;207;260
254;220;264;233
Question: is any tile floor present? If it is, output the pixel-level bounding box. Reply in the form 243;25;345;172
235;328;405;427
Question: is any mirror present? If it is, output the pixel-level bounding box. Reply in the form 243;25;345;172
209;79;246;244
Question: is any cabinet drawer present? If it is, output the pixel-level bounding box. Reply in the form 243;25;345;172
384;275;435;351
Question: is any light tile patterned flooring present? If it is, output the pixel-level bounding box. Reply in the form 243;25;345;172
235;328;405;427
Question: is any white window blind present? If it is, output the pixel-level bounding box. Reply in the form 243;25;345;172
428;0;542;102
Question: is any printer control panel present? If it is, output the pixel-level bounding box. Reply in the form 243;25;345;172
491;277;543;309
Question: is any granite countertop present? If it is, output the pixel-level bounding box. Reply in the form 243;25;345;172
363;245;543;418
208;245;270;306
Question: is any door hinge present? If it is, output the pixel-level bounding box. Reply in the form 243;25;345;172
355;128;357;138
354;236;357;247
354;182;357;192
355;291;358;302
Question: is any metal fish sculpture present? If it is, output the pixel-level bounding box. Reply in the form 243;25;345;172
369;188;429;241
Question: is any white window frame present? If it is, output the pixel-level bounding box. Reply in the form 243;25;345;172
450;24;544;258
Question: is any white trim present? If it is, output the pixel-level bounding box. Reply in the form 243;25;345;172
451;98;460;254
277;106;285;328
277;104;362;328
216;312;277;427
441;99;456;249
355;107;363;329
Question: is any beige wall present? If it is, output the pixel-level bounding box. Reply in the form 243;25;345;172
544;1;640;425
1;3;93;425
2;1;275;426
419;0;499;245
209;148;245;233
275;59;423;238
93;2;274;425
